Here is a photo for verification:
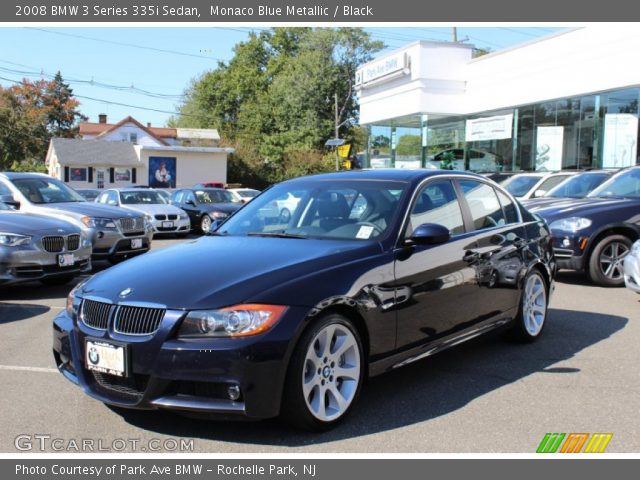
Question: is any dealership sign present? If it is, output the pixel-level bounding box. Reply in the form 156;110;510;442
356;52;409;86
465;114;513;142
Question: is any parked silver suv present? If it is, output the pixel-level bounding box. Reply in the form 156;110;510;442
0;172;153;263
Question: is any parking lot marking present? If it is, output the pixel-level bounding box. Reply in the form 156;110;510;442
0;365;57;374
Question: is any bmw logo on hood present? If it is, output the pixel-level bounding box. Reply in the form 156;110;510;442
119;288;134;298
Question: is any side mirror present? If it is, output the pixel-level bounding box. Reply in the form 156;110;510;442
409;223;451;245
0;194;19;209
533;189;547;198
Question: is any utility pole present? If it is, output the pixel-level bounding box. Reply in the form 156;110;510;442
334;92;340;171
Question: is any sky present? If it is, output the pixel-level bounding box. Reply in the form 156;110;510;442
0;26;564;127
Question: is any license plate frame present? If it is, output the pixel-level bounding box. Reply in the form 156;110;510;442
85;338;129;377
162;221;174;228
57;253;75;267
131;238;143;249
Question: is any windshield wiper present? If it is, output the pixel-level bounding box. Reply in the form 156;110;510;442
247;231;308;239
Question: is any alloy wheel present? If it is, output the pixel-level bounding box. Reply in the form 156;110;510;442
301;324;361;422
200;215;212;234
598;241;629;280
522;273;547;336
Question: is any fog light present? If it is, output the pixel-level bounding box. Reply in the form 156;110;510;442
562;238;571;248
227;385;241;401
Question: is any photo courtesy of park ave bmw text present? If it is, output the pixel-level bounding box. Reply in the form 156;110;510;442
1;0;640;479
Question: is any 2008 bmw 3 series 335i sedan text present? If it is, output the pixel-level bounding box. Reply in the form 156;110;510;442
53;169;556;431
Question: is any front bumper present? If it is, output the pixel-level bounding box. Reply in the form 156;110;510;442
551;232;588;271
0;245;91;285
52;305;310;419
89;228;153;260
151;218;190;236
623;251;640;293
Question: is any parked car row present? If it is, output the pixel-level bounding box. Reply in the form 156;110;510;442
0;172;154;286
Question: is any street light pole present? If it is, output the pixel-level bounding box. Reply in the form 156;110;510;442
334;92;340;171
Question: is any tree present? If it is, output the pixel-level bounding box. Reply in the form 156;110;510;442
0;74;84;171
172;28;383;185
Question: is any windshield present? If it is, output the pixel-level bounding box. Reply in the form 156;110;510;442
218;180;407;241
120;190;167;205
195;189;237;204
588;168;640;198
238;189;259;198
12;177;86;204
503;175;543;197
546;173;610;198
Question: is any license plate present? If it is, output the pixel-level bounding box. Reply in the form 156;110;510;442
85;340;126;377
131;238;143;249
162;221;174;228
58;253;74;267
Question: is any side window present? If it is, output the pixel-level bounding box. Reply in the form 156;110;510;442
172;190;184;203
96;192;108;204
408;180;465;236
0;181;12;196
459;180;506;231
107;191;118;205
496;190;519;224
186;192;196;204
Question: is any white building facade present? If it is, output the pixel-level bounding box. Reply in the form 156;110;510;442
357;26;640;172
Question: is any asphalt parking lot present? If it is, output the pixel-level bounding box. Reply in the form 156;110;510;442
1;236;639;453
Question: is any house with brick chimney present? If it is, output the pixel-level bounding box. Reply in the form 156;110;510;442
46;114;233;189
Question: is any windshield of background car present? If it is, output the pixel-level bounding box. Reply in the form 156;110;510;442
588;168;640;198
238;189;259;198
195;189;237;204
11;178;86;204
120;191;167;205
502;175;543;197
218;180;407;240
546;173;610;198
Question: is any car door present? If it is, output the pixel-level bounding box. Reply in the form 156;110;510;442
393;178;481;350
455;179;526;320
181;190;200;224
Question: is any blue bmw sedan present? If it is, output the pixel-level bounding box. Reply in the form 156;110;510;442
53;169;556;430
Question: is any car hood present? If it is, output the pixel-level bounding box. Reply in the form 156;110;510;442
520;197;580;211
534;197;640;223
0;211;81;235
199;203;242;214
45;202;143;219
122;204;185;216
80;236;379;309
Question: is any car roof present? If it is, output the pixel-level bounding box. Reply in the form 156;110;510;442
0;171;51;180
281;169;487;184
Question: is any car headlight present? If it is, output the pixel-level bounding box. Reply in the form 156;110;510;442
66;278;89;318
144;215;154;229
0;232;31;247
81;216;117;229
549;217;592;232
178;304;287;338
179;213;188;220
211;211;228;219
631;240;640;256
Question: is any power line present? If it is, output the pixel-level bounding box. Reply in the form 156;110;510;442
25;27;226;62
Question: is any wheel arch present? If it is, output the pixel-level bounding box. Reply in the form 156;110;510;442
584;224;640;270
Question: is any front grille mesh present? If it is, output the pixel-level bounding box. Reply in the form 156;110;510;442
66;234;80;251
92;371;149;400
80;300;112;330
118;217;144;232
42;236;64;253
114;306;165;335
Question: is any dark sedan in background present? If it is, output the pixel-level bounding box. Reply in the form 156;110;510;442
54;169;555;430
534;166;640;286
0;202;91;286
171;188;242;233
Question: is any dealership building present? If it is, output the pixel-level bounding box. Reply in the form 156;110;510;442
356;26;640;173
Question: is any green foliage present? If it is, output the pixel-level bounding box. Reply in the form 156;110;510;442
0;73;84;171
439;151;456;170
396;134;421;156
172;28;383;186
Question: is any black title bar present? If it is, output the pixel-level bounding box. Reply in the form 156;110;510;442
3;0;640;22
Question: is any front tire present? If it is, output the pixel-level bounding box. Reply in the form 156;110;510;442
588;234;632;287
200;214;212;234
282;314;364;431
512;269;548;342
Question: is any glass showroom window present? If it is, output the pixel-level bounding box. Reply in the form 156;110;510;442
424;116;465;170
369;125;392;168
599;88;640;169
465;109;514;173
395;126;422;169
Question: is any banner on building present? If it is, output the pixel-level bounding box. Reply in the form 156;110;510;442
602;113;638;168
465;114;513;142
535;126;564;171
